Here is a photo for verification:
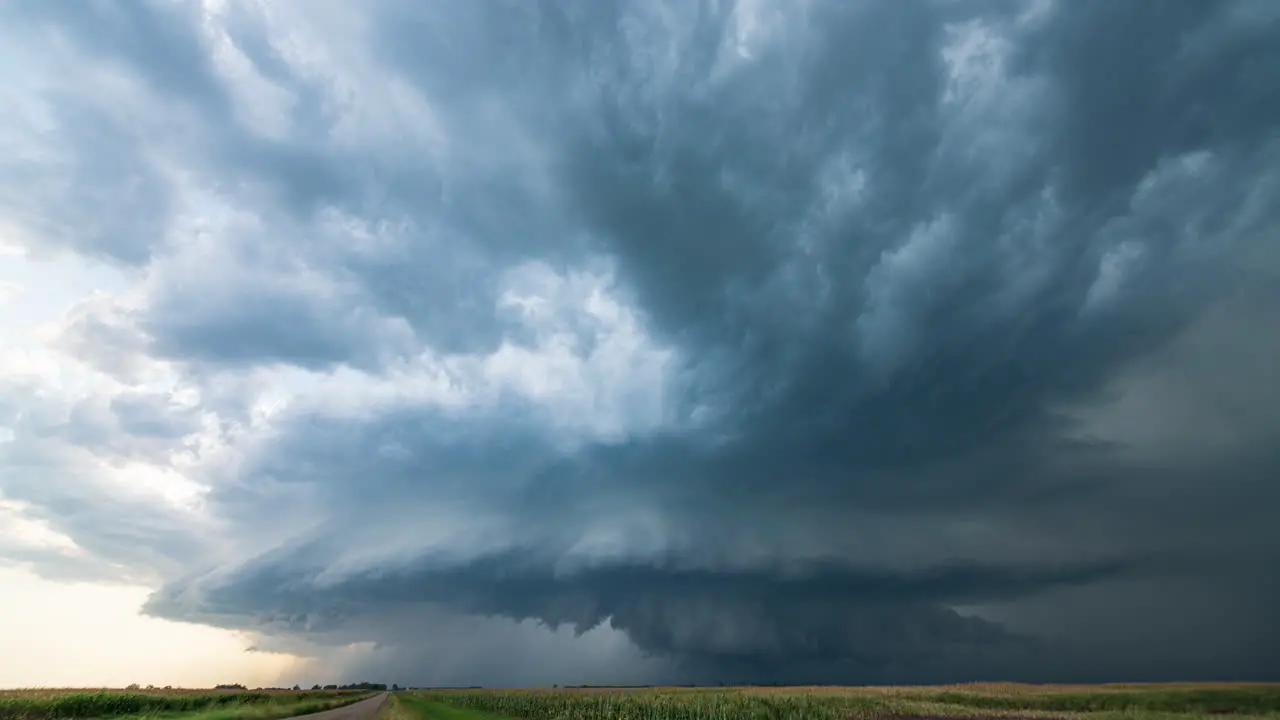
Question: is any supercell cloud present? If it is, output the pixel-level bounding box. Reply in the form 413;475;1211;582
2;0;1279;685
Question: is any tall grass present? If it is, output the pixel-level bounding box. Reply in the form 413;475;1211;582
375;695;415;720
0;690;370;720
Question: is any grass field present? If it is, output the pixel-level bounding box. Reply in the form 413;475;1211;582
0;688;371;720
394;683;1280;720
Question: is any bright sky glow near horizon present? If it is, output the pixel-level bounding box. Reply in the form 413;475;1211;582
1;0;1278;688
0;567;298;688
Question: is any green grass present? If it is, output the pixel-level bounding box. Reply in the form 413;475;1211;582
375;695;415;720
0;689;372;720
402;684;1280;720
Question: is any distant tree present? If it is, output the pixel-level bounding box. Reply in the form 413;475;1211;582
292;685;301;691
312;685;322;691
126;684;140;691
336;682;387;691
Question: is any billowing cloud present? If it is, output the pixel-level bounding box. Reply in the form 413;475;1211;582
2;0;1278;685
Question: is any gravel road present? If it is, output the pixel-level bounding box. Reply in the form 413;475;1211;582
284;693;389;720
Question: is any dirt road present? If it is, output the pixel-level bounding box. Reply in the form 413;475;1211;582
284;693;389;720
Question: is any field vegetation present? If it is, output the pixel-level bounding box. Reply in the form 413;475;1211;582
0;688;371;720
395;683;1280;720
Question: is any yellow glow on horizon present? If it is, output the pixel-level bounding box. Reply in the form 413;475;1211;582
0;566;301;688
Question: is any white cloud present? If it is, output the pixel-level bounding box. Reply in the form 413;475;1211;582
0;498;83;557
1084;241;1145;312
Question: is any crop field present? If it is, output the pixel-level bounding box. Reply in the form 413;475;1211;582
0;688;370;720
393;683;1280;720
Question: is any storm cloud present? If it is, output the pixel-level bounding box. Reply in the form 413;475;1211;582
2;0;1279;685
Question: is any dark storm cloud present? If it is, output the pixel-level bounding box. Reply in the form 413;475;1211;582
148;539;1141;682
4;0;1280;685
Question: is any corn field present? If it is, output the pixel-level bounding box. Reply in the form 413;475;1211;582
406;684;1280;720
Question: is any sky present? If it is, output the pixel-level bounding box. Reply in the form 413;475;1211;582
0;0;1278;689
